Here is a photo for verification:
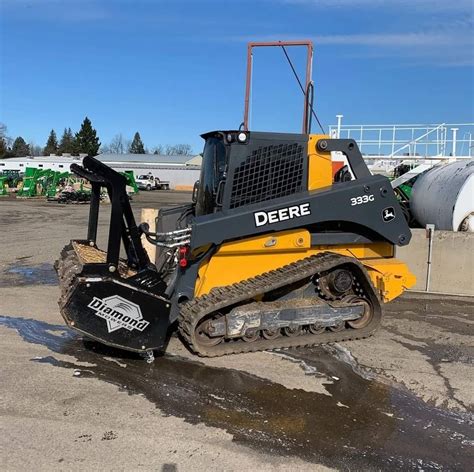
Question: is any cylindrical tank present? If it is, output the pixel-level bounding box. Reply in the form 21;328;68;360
411;159;474;231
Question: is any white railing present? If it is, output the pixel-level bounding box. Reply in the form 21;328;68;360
329;117;473;160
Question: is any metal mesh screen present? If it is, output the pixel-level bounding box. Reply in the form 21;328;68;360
229;143;304;209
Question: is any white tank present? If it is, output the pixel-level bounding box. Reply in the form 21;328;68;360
411;159;474;231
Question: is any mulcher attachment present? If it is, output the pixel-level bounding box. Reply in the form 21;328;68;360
55;156;171;352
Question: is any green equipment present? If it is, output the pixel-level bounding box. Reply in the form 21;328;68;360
0;176;8;196
18;168;43;197
121;170;139;194
17;168;57;197
46;171;70;198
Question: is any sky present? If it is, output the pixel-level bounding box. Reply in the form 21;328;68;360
1;0;473;153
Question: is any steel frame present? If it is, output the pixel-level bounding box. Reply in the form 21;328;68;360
243;40;314;133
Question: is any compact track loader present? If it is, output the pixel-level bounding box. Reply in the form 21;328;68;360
55;41;415;358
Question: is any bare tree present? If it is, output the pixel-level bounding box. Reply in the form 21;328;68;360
0;122;13;148
152;144;164;155
164;144;193;156
28;141;43;156
99;144;110;154
175;144;193;156
101;133;126;154
101;138;193;156
109;133;126;154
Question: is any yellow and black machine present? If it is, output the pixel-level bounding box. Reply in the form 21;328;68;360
56;41;415;358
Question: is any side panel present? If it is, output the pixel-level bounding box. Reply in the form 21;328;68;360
191;174;411;249
193;229;414;302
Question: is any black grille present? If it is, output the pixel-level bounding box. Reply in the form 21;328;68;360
229;143;304;209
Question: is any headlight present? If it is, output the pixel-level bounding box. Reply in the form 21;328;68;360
237;132;248;143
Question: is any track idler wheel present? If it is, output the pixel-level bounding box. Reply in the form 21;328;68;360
308;323;325;335
344;295;374;329
329;321;346;332
262;328;281;340
242;329;260;342
195;316;224;347
283;325;303;337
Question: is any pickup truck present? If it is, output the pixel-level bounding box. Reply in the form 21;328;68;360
136;174;170;191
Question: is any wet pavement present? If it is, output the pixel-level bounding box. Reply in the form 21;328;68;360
0;261;57;287
0;315;472;471
1;195;473;470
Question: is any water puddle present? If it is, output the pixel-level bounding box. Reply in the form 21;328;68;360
0;263;57;287
0;315;472;471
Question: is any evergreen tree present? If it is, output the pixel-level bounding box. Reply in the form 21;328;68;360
11;137;30;157
58;127;76;155
129;132;146;154
75;117;101;156
43;129;59;155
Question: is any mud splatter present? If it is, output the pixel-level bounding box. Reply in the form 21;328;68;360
0;315;472;471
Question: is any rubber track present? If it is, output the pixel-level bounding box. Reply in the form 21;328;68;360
178;252;382;357
56;243;83;308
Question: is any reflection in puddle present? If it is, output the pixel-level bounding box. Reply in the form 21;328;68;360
0;315;472;471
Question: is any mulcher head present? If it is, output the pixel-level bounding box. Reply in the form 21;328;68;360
55;156;172;352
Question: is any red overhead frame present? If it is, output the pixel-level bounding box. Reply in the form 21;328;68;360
243;40;314;133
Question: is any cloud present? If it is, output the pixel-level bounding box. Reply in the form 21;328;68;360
315;33;471;47
279;0;474;12
225;30;474;67
244;0;473;65
231;31;473;48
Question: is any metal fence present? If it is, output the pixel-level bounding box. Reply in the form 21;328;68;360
329;116;473;161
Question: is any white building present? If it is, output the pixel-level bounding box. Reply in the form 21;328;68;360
0;153;202;190
0;155;83;173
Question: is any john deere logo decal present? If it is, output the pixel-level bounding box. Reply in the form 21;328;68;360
254;203;311;227
382;207;395;222
88;295;149;333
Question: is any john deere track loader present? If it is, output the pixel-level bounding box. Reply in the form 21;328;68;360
55;41;415;358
